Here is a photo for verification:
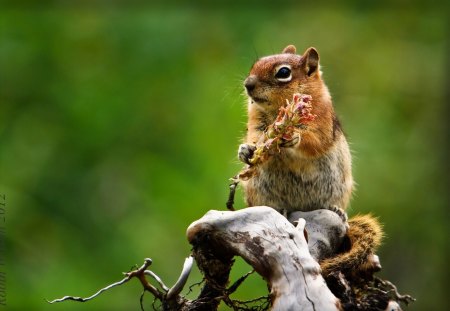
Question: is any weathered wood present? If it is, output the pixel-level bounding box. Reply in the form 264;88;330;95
288;209;348;262
187;206;341;311
48;206;414;310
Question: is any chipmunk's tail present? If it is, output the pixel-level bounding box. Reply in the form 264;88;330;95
320;214;384;277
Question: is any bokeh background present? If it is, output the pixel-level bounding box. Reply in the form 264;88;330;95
1;1;448;310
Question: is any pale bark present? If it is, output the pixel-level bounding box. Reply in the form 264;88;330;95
187;206;341;311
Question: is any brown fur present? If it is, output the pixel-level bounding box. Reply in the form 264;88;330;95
241;46;353;212
320;214;383;276
239;45;383;275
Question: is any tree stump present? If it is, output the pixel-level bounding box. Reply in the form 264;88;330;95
187;206;342;311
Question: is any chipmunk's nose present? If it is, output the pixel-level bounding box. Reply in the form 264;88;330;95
244;75;257;92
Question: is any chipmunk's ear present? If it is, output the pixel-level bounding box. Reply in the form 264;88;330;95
282;45;296;54
302;47;320;77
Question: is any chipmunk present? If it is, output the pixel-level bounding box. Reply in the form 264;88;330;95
238;44;382;277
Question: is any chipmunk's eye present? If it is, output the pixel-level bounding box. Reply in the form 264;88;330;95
275;66;292;82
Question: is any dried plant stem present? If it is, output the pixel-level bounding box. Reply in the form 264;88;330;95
237;93;316;182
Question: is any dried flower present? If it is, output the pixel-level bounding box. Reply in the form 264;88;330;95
238;93;316;180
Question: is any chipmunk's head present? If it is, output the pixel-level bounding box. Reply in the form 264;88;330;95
244;45;323;110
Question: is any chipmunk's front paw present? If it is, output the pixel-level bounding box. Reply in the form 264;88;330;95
238;144;256;165
279;134;300;148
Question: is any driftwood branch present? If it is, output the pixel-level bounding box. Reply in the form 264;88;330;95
48;206;414;310
187;206;341;311
47;257;194;309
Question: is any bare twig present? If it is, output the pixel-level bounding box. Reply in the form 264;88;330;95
185;278;205;296
226;177;239;210
166;256;194;299
375;277;416;305
227;270;255;295
46;276;132;304
224;295;271;311
47;256;197;310
46;258;163;304
139;290;146;311
124;258;163;298
144;270;169;291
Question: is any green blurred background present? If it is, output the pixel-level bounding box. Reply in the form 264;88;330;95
1;1;448;310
